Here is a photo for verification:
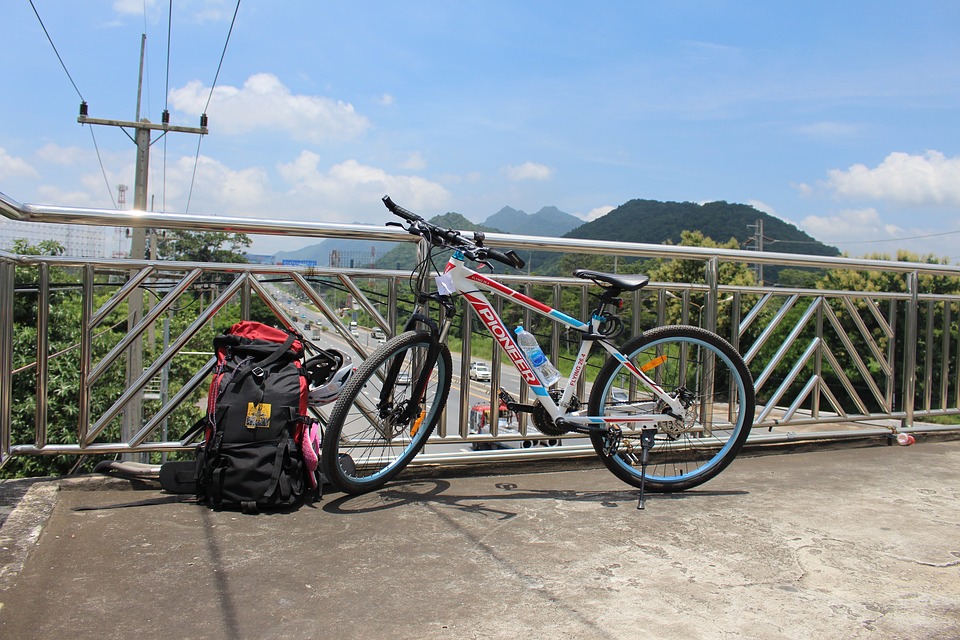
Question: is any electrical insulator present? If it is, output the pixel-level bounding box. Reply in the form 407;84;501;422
79;101;88;117
200;113;208;128
162;109;170;124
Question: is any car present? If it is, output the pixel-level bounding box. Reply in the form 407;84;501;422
396;371;411;385
372;330;387;344
469;362;492;382
610;388;629;404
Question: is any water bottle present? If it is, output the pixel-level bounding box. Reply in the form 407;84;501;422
896;433;915;446
515;326;561;386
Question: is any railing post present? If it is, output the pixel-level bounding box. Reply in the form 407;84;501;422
35;263;49;448
0;258;14;463
77;265;94;447
704;256;719;334
902;270;919;428
241;276;251;320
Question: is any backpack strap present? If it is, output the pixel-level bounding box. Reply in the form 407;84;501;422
261;437;294;504
252;332;298;369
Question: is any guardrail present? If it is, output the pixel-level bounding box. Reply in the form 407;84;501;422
3;189;960;469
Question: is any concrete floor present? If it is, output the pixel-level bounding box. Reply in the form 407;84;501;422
1;438;958;639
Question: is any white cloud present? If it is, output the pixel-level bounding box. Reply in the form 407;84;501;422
277;152;450;219
797;207;960;259
400;152;426;171
747;199;776;216
821;151;960;207
583;205;615;221
36;144;88;166
168;155;272;212
168;73;371;144
799;208;903;244
0;148;38;178
113;0;155;14
377;93;396;107
502;162;554;182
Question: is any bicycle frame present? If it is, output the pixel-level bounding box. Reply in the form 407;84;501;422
434;249;686;432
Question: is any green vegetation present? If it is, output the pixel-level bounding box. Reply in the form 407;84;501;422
4;231;253;479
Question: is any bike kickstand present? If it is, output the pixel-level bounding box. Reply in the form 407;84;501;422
636;429;657;510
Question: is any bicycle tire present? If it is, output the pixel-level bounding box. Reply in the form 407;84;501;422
588;325;755;492
321;330;452;494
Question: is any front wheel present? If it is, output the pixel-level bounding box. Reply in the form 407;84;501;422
588;325;755;492
321;330;452;494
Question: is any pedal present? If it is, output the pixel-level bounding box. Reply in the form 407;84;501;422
498;387;535;414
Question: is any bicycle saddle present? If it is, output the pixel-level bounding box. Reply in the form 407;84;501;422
573;269;649;292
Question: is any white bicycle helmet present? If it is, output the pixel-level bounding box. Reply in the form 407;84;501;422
305;350;354;406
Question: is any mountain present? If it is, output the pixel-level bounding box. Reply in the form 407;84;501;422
482;205;582;237
569;200;838;256
528;199;839;281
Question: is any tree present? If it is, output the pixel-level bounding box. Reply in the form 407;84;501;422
816;250;960;414
154;229;252;263
5;241;128;478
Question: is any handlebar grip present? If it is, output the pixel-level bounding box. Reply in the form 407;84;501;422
382;195;421;222
487;248;526;270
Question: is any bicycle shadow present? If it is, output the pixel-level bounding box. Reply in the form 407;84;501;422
321;478;748;519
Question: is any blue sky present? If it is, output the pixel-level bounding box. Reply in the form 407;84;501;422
2;1;959;259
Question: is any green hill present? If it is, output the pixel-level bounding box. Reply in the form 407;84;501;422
570;199;834;251
532;199;839;282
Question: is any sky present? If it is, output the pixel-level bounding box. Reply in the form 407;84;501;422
1;0;959;260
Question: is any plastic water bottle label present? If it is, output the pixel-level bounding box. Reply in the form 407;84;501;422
529;348;547;367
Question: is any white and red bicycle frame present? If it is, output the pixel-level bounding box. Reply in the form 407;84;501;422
435;249;686;431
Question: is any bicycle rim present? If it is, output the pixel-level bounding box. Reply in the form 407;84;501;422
322;331;451;494
588;325;755;492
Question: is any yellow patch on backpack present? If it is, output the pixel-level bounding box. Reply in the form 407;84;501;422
245;402;272;429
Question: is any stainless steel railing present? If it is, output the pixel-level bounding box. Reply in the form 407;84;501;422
3;189;960;468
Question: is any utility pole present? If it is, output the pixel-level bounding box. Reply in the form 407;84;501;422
746;219;765;285
78;34;208;459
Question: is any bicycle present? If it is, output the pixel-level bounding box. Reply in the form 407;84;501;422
321;196;755;507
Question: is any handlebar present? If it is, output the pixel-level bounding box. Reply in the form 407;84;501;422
381;195;526;270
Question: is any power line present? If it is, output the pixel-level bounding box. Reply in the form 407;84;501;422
186;0;242;213
204;0;242;113
29;0;121;208
88;127;118;210
162;0;174;212
28;0;84;102
768;227;960;246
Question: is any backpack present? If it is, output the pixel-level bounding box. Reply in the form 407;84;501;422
195;321;310;513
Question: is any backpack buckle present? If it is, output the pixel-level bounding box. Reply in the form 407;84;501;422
252;366;265;382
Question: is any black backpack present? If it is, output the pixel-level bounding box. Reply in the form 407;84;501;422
195;321;310;513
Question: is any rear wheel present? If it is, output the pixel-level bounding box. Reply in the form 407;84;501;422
588;325;754;492
321;331;452;494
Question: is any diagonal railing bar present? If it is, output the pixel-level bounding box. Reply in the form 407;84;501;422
821;342;872;415
753;298;820;389
131;356;216;447
822;303;887;409
83;276;245;447
88;268;203;384
757;337;820;423
743;294;800;366
91;266;154;326
839;296;893;376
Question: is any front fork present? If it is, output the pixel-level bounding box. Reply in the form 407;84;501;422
378;296;454;425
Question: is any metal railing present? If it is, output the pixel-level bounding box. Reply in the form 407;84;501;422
3;189;960;469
